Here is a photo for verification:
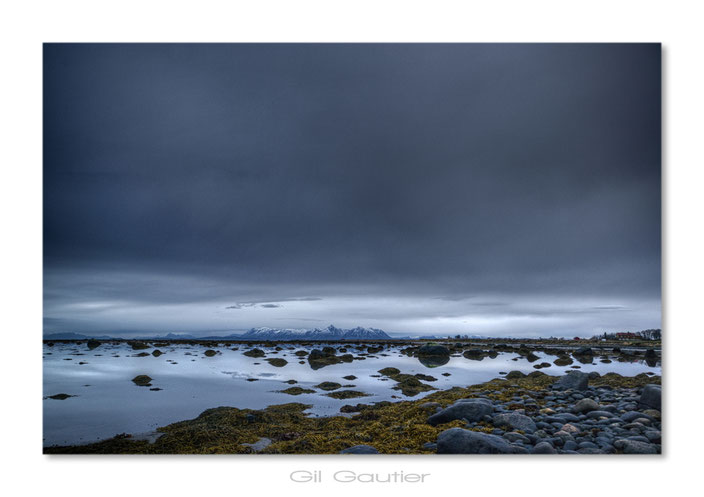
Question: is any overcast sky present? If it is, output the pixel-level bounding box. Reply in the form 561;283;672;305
43;43;661;338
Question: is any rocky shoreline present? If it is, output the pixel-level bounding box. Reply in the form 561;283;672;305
44;369;661;455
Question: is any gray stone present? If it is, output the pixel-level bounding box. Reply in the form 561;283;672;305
503;432;530;443
586;410;614;419
578;447;604;454
572;398;599;413
493;412;537;433
644;431;662;444
620;411;653;423
428;399;493;426
552;371;589;391
639;384;661;411
532;441;557;454
436;428;518;454
340;444;379;454
563;440;578;451
614;439;658;454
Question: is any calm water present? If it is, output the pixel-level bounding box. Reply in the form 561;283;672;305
43;342;660;446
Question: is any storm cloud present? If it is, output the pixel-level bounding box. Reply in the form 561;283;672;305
43;44;661;337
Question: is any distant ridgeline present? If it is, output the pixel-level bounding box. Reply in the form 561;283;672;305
43;325;393;341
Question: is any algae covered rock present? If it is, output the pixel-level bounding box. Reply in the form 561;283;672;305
325;390;371;399
266;358;288;367
315;381;342;391
244;348;265;358
553;355;573;366
279;387;315;395
87;339;101;350
378;367;400;376
307;348;346;370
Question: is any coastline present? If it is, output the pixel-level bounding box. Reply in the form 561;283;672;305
45;369;661;455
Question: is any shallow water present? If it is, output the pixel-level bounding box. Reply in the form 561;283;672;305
43;342;660;446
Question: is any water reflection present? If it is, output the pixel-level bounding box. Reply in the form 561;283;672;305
43;342;660;447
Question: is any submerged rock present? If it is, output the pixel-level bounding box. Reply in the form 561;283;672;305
416;344;450;357
45;393;75;400
132;375;153;387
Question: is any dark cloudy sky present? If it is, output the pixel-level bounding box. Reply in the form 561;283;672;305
43;43;661;338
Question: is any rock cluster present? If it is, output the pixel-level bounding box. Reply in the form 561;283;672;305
431;377;661;454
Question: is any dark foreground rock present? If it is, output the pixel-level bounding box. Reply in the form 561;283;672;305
340;444;379;454
552;371;589;391
427;398;493;426
639;384;661;410
437;428;518;454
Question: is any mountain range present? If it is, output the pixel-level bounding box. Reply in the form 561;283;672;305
43;325;392;341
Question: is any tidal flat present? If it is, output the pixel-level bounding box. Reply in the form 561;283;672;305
43;340;661;454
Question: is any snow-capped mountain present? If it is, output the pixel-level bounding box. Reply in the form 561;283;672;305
239;324;391;340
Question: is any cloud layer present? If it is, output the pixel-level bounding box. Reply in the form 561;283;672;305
43;44;661;337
